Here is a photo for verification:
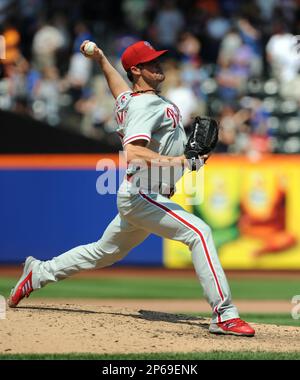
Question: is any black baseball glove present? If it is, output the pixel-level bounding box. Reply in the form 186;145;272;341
184;116;219;171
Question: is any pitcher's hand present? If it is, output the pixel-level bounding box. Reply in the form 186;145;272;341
80;40;105;62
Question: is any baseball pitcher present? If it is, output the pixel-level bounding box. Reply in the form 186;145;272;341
8;40;255;337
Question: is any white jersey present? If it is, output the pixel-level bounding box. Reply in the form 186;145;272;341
17;88;237;328
115;91;187;195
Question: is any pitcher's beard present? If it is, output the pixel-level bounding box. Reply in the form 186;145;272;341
143;72;165;90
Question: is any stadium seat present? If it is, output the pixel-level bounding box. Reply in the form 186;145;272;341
267;116;280;134
263;79;279;96
280;100;299;116
276;136;300;153
246;78;264;97
284;117;300;134
263;97;277;114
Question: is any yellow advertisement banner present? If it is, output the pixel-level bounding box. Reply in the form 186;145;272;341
164;156;300;269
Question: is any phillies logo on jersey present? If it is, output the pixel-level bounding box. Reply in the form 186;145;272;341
116;95;128;110
166;105;180;128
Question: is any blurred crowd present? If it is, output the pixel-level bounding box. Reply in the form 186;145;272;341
0;0;300;155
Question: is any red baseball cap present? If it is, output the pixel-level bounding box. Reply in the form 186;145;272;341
121;41;168;71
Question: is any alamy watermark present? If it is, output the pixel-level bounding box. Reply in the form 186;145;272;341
0;295;6;319
291;295;300;320
95;151;205;205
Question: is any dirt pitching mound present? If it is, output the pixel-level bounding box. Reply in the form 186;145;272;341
1;302;300;354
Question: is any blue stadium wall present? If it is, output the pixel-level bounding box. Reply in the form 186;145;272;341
0;155;162;265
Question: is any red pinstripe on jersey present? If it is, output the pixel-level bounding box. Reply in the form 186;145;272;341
139;190;224;322
123;134;151;146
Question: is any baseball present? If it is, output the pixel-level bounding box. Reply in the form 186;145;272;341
84;41;96;56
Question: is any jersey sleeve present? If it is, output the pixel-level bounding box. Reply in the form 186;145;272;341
123;101;163;146
115;91;132;111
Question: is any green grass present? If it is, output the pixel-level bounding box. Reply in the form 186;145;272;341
194;313;300;327
241;313;300;327
1;352;300;360
0;277;299;300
